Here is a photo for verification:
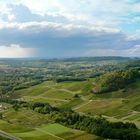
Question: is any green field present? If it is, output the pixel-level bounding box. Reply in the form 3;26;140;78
0;57;140;139
13;123;101;140
12;79;140;129
13;81;93;108
74;80;140;128
0;102;101;140
0;118;101;140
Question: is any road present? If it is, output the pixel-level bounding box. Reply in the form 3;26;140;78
0;130;22;140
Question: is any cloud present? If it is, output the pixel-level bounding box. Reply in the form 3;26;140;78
0;44;35;58
0;21;122;44
128;45;140;56
1;0;140;28
18;0;140;26
0;1;131;27
85;45;140;57
1;4;78;24
0;21;135;57
0;1;140;57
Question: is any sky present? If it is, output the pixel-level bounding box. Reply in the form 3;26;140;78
0;0;140;58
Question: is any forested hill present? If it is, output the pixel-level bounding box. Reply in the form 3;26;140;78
93;68;140;93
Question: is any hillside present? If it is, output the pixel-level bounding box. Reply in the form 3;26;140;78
1;79;140;139
0;57;140;140
10;78;140;127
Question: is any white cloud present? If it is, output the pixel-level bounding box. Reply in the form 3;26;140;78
7;14;15;21
19;0;66;14
133;3;140;12
17;0;136;26
0;44;35;58
0;21;120;34
0;0;140;28
127;30;140;40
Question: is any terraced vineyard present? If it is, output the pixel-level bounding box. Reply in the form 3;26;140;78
12;79;140;128
0;107;101;140
0;57;140;140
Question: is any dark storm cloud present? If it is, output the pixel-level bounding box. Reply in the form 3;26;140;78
0;21;138;57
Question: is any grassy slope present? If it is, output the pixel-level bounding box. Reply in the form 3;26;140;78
13;123;100;140
75;79;140;128
0;104;101;140
0;119;100;140
5;79;140;138
13;79;140;125
13;80;93;107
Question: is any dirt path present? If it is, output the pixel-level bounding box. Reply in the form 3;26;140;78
73;100;93;110
35;128;65;140
40;97;69;102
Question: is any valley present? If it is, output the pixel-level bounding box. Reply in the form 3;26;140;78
0;57;140;140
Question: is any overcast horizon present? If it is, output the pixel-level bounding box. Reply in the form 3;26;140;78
0;0;140;58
